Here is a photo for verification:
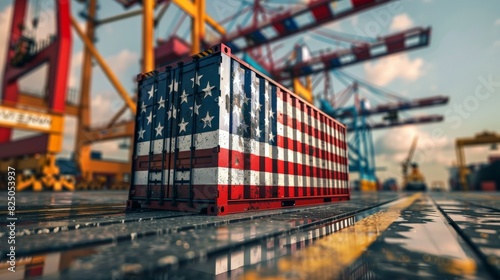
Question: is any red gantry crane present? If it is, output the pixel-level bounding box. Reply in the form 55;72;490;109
0;0;74;191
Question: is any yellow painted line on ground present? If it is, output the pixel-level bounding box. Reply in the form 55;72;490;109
243;193;422;280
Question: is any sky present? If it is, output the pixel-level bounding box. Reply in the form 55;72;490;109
0;0;499;188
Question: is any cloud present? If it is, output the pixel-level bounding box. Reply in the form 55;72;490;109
364;53;424;86
69;48;137;95
64;49;137;158
0;5;81;93
18;65;49;93
68;51;84;88
495;19;500;26
374;126;452;165
106;49;139;75
70;19;87;40
90;93;115;126
351;15;359;26
29;8;56;42
389;14;413;32
87;49;139;88
69;49;137;122
494;40;500;48
78;21;87;33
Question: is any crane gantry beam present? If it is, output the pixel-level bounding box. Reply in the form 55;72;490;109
221;0;394;53
456;131;500;191
345;115;444;132
334;95;449;118
273;27;431;80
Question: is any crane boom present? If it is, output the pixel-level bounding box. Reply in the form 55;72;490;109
346;115;443;132
221;0;394;53
335;96;448;118
406;136;419;165
273;27;431;80
400;135;419;187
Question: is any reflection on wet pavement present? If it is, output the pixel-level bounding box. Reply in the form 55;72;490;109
361;195;489;279
238;193;422;279
0;193;402;279
41;200;395;279
1;192;499;280
153;215;357;280
240;194;494;280
433;193;500;278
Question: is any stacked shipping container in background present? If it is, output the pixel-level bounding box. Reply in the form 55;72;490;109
127;44;349;215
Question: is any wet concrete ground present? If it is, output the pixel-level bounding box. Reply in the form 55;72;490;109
0;191;498;279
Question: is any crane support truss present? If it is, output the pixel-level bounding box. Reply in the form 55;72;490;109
70;16;137;114
82;121;135;144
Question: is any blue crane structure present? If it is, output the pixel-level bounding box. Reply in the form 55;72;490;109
211;0;448;190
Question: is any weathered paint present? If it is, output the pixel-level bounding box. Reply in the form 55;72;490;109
128;44;349;215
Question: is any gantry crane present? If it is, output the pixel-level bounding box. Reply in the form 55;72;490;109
206;1;441;192
0;0;74;191
206;1;442;191
0;0;446;192
102;0;447;192
0;0;154;190
317;71;446;191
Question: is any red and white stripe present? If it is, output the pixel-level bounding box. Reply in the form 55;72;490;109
133;83;348;195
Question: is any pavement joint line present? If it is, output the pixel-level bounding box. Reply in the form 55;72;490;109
432;197;500;279
242;193;422;280
453;200;500;212
421;196;479;277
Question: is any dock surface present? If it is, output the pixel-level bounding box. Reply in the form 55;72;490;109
1;191;499;279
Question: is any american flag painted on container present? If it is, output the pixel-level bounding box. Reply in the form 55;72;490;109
131;50;348;205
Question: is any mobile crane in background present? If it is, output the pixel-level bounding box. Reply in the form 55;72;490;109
401;136;427;191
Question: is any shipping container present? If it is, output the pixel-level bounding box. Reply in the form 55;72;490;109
127;44;349;215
